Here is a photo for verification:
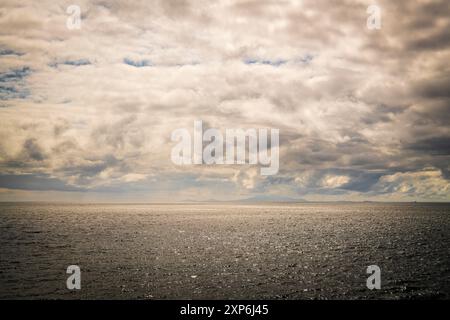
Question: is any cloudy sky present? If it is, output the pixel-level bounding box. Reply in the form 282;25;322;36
0;0;449;202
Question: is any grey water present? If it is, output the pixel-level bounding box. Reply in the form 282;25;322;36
0;202;449;299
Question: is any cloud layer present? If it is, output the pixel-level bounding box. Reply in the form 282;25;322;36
0;0;449;201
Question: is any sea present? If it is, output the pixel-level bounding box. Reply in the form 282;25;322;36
0;202;449;299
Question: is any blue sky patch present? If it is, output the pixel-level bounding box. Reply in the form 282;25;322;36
243;58;288;67
123;58;152;67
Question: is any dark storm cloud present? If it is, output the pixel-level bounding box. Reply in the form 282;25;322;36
361;103;409;125
49;59;92;68
0;67;31;100
338;172;384;193
0;174;84;192
58;154;120;178
414;75;450;99
403;1;450;51
0;48;23;56
408;27;450;51
406;136;450;156
22;138;45;161
0;67;31;82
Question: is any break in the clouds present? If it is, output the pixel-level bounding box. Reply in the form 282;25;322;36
0;0;449;202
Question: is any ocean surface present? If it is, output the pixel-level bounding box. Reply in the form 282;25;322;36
0;202;449;299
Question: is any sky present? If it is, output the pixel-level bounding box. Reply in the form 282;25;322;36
0;0;449;202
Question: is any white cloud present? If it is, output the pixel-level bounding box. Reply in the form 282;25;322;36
321;175;350;188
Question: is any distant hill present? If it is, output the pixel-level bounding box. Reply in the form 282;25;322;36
180;195;308;203
238;195;308;203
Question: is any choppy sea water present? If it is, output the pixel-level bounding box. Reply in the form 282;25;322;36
0;202;449;299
